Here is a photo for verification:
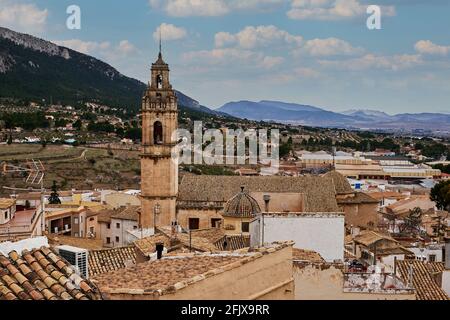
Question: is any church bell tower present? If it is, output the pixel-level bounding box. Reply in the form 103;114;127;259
140;48;178;229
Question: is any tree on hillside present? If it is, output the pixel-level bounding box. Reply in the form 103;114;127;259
430;180;450;211
7;134;12;145
48;180;61;205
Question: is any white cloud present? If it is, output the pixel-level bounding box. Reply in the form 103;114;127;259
0;0;48;33
182;48;283;69
319;53;422;71
149;0;283;17
117;40;137;55
54;39;138;62
215;25;303;49
153;23;187;42
300;37;364;56
54;39;111;55
415;40;450;56
287;0;396;20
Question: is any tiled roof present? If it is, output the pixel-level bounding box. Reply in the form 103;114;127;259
0;198;16;209
88;247;136;277
111;206;140;221
0;247;100;300
214;235;250;251
89;206;140;223
323;170;353;194
92;242;294;297
292;248;325;263
134;228;219;257
223;188;261;218
337;192;379;204
397;260;449;300
353;230;397;247
47;234;104;251
178;175;340;212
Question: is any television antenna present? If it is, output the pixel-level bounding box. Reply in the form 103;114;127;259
1;159;46;235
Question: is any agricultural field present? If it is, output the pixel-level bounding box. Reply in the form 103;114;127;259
0;144;140;195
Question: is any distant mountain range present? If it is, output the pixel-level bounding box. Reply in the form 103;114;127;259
0;26;218;115
217;101;450;132
1;27;448;133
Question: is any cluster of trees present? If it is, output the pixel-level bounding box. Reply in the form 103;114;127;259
335;137;400;152
430;180;450;211
0;111;50;130
432;164;450;174
87;121;142;141
418;142;449;160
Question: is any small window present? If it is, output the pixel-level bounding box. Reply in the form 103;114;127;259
429;254;436;262
4;212;7;220
89;217;94;221
115;236;120;243
106;237;111;244
107;223;111;229
241;222;250;233
116;223;120;229
90;227;94;234
211;218;222;228
188;218;199;230
74;218;79;224
133;225;138;230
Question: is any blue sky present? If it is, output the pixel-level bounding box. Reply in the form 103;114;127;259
1;0;450;114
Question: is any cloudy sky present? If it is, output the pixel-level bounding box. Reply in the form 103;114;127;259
1;0;450;114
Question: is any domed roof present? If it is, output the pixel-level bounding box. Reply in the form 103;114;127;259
222;187;261;218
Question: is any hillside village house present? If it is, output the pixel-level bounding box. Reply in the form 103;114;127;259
0;198;42;242
86;206;140;247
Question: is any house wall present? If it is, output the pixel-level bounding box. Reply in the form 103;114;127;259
104;193;140;209
177;208;223;230
442;270;450;297
250;192;304;212
293;263;415;300
223;216;253;235
255;214;345;262
105;245;295;300
110;218;139;247
339;202;378;228
0;205;16;225
408;247;443;262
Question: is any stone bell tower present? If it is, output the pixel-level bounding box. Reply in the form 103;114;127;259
140;48;178;229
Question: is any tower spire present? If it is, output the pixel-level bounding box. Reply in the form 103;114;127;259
159;27;162;58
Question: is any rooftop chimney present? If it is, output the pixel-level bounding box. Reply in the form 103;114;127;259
263;194;271;212
155;242;164;260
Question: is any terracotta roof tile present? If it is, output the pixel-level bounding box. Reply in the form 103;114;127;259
0;247;101;300
92;241;294;296
397;260;449;300
178;175;340;212
89;247;136;277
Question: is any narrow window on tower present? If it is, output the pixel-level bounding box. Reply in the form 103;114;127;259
157;74;163;89
154;121;163;144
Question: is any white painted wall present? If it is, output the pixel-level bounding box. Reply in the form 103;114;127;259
408;247;443;262
252;214;345;262
442;271;450;297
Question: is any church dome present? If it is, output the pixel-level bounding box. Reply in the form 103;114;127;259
223;187;261;218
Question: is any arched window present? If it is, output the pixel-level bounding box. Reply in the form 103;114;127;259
156;74;163;89
154;121;163;144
